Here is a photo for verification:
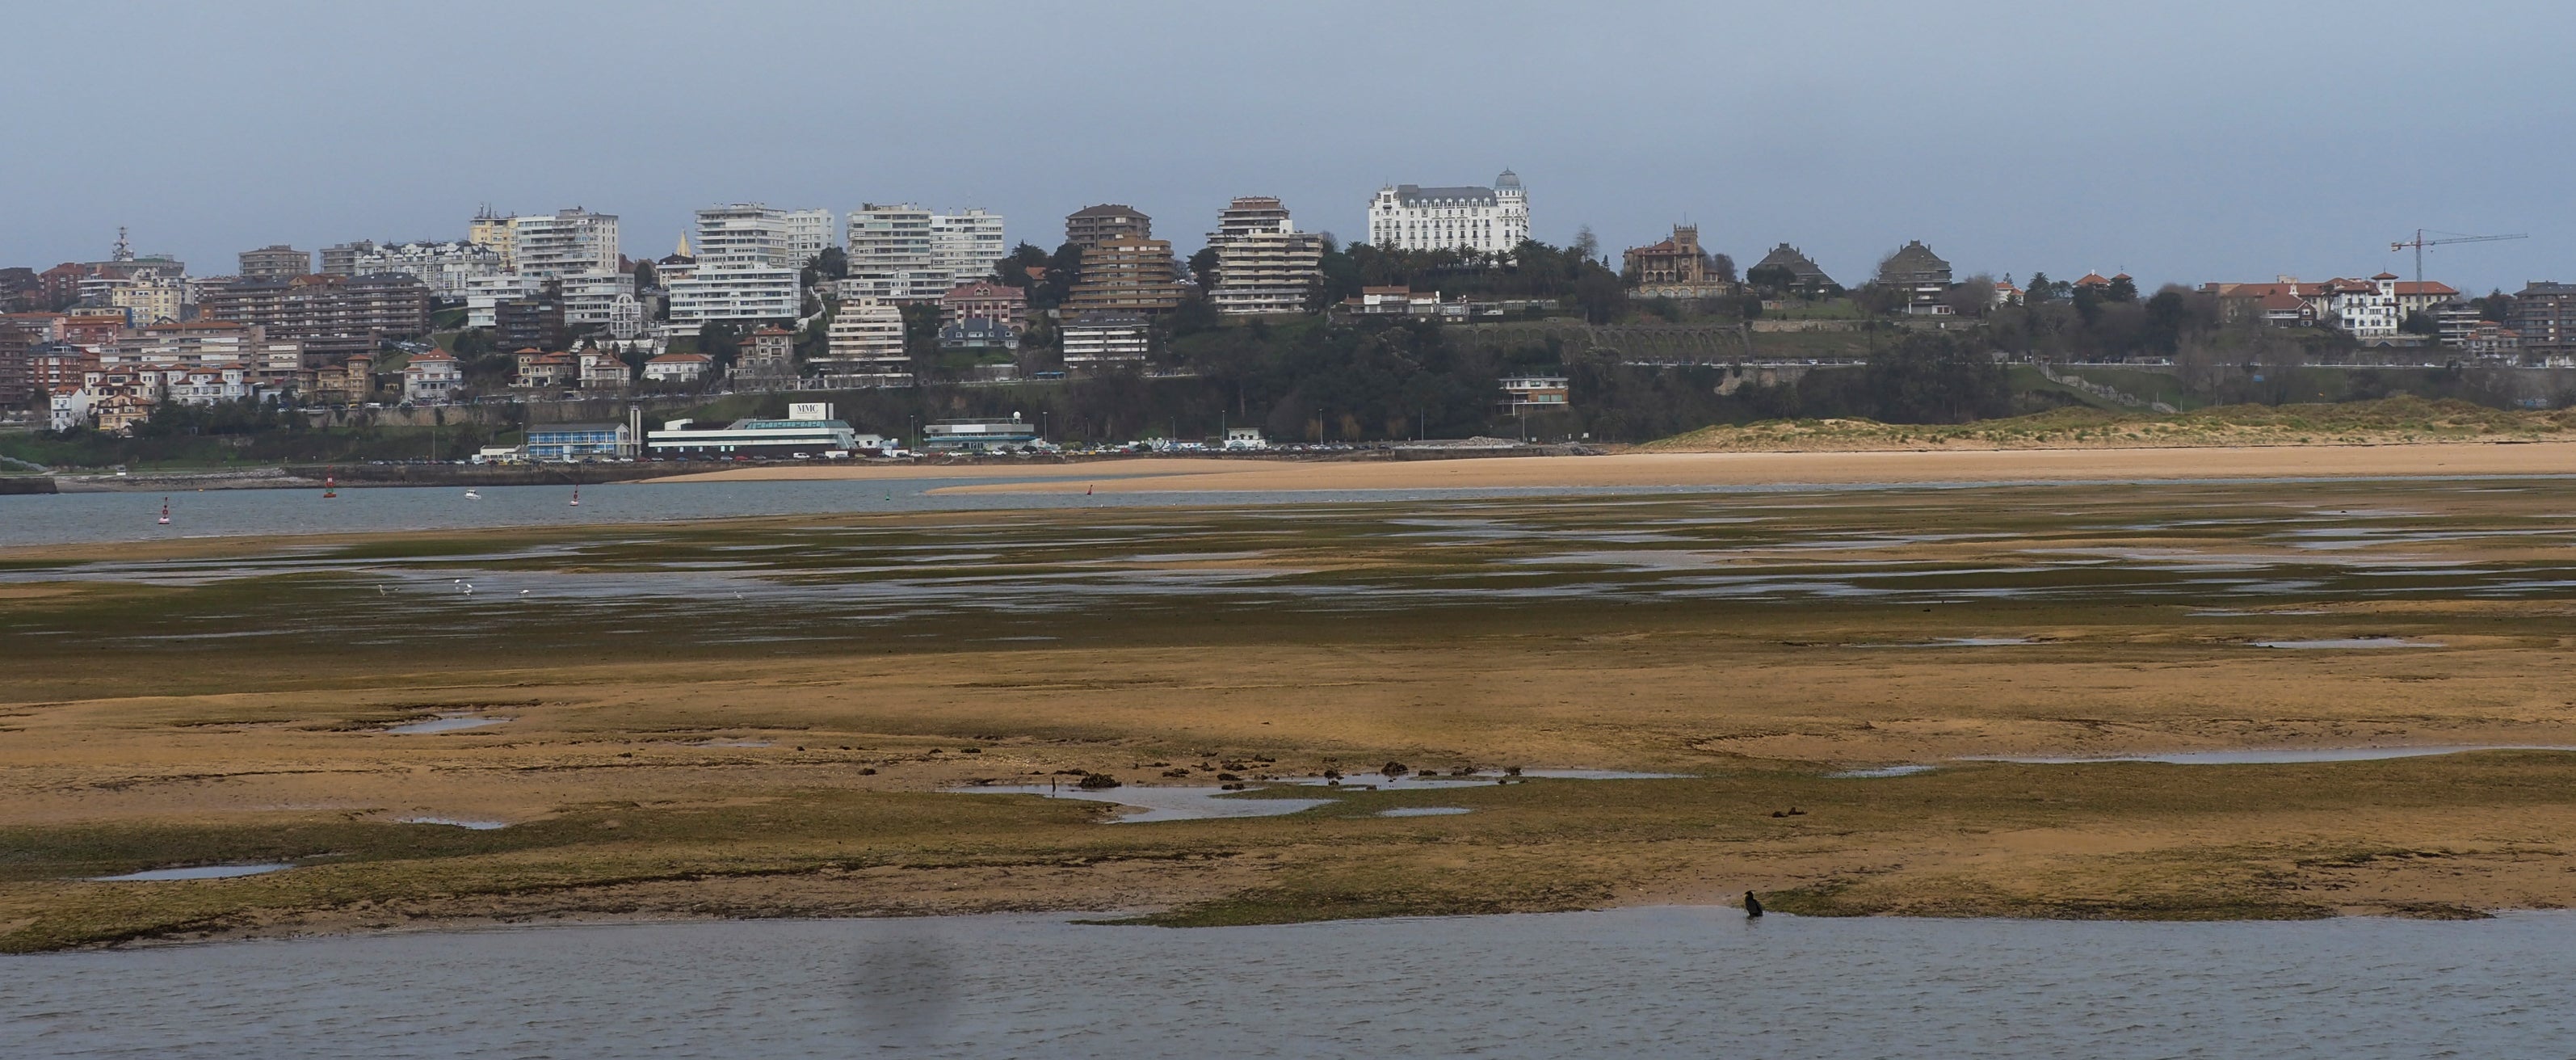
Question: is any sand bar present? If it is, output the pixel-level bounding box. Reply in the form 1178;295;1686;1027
660;443;2576;494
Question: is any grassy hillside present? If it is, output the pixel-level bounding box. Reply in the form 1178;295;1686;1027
1639;396;2576;452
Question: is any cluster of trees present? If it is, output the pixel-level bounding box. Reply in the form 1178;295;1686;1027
984;233;1636;327
1981;279;2234;361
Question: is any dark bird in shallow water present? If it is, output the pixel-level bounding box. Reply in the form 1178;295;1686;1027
1744;891;1764;917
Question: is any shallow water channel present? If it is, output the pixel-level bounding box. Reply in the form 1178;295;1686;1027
954;769;1684;822
10;908;2574;1058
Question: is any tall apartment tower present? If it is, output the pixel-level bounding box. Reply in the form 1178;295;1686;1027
238;246;312;280
845;204;937;299
930;208;1005;285
1206;197;1323;316
1065;204;1151;248
510;208;621;278
1365;170;1528;254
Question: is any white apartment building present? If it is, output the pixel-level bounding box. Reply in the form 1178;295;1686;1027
930;208;1004;285
402;351;464;403
695;204;836;270
665;265;801;335
49;389;96;431
783;208;836;266
350;242;502;301
1366;170;1528;254
2328;275;2403;338
846;204;936;298
822;297;906;369
1206;197;1322;316
560;271;637;326
464;273;548;328
510;208;620;278
1061;313;1149;371
845;204;1004;300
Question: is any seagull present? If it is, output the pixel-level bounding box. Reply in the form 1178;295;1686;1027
460;583;473;595
519;589;531;596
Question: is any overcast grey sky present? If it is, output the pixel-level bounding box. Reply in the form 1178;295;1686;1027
3;0;2567;294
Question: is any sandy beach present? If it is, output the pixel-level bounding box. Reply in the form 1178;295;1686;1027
653;442;2576;494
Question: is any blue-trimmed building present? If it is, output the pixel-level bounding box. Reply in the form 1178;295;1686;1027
526;423;632;461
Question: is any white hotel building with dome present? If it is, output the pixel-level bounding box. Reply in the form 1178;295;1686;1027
1365;170;1528;254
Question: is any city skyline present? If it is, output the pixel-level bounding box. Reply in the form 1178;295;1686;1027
2;1;2565;296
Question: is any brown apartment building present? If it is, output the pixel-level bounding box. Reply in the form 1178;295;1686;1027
0;318;37;408
2511;283;2576;357
237;245;313;280
1066;236;1187;316
199;273;430;359
1065;204;1153;248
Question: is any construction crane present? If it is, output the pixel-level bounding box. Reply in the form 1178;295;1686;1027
2390;229;2528;287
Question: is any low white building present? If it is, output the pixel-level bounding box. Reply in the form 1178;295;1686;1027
402;350;464;403
48;388;95;431
837;271;954;302
665;265;801;335
647;402;860;457
642;351;712;384
922;414;1040;452
1499;375;1570;411
577;347;629;389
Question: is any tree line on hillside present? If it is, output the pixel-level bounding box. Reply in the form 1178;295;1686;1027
990;233;1633;323
868;319;2021;444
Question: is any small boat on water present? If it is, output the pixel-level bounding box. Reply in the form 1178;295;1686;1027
462;489;482;501
156;497;170;525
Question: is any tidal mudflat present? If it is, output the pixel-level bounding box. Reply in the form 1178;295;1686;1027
8;477;2576;949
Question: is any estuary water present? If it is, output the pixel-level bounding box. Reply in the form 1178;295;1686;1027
0;478;1736;548
7;908;2573;1058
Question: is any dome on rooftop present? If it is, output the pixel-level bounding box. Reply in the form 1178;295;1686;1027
1495;169;1521;189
